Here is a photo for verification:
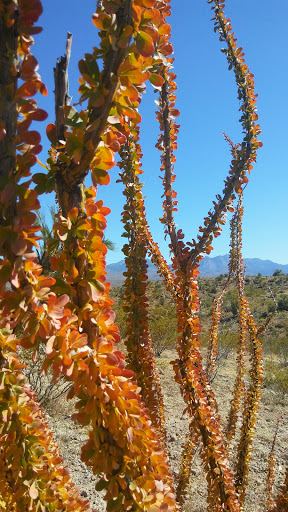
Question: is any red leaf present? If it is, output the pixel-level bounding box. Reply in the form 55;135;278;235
21;26;42;35
22;130;41;145
26;109;48;122
11;239;28;256
46;123;57;145
30;144;42;155
20;99;37;114
106;353;118;365
22;189;40;211
18;0;43;26
170;109;180;118
55;295;70;307
121;369;134;378
39;318;52;338
160;43;173;56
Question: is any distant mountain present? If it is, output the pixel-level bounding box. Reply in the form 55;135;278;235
199;255;288;277
106;259;159;284
106;255;288;284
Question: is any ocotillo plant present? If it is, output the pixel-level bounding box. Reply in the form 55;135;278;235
0;1;287;512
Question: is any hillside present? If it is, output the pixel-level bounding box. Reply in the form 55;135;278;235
110;273;288;394
106;255;288;284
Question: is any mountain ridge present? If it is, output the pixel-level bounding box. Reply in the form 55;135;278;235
106;255;288;284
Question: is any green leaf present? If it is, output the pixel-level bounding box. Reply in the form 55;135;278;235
64;106;84;128
95;479;110;492
149;73;164;89
33;172;47;185
88;279;105;293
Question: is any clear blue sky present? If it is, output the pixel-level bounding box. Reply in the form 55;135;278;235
35;1;288;265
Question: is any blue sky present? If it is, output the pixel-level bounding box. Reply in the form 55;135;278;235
35;1;288;265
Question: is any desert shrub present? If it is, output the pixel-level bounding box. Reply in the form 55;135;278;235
278;294;288;311
222;289;239;318
265;359;288;396
267;299;277;314
149;304;177;357
19;347;72;406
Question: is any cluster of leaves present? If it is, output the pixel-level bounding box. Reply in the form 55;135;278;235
119;125;167;442
0;331;90;511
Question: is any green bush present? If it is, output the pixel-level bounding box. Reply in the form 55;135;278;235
278;294;288;311
264;359;288;396
149;304;177;356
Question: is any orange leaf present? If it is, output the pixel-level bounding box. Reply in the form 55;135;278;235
149;73;164;89
20;54;39;80
142;0;156;6
136;31;155;58
93;146;115;171
119;62;150;85
92;12;112;30
15;81;38;99
158;23;171;36
68;207;79;224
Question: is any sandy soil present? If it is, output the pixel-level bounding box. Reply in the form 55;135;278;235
45;349;288;512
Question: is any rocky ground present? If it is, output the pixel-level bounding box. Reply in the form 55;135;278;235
45;349;288;512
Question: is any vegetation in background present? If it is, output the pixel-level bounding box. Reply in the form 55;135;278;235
111;274;288;372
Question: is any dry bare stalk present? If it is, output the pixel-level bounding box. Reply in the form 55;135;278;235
267;467;288;512
225;202;247;444
0;2;18;218
160;77;183;266
175;419;198;507
235;304;263;507
206;268;234;380
55;0;133;215
54;32;72;143
265;420;279;510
